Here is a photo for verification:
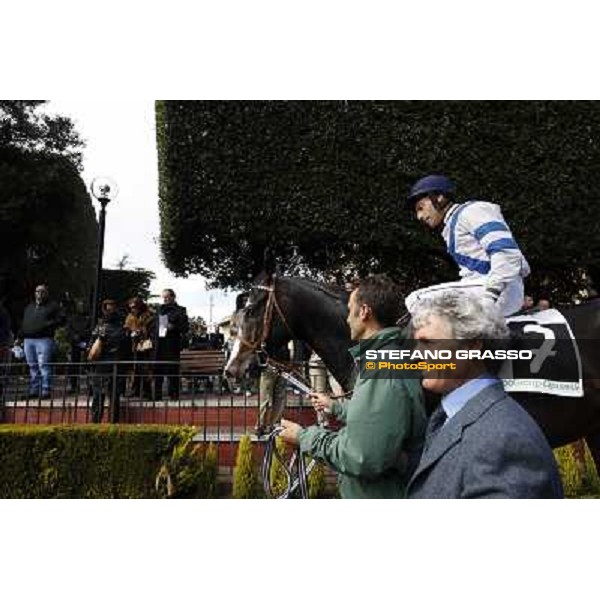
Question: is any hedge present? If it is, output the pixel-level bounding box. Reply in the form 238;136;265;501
0;424;217;499
232;434;262;499
554;443;600;499
5;424;591;498
156;101;600;299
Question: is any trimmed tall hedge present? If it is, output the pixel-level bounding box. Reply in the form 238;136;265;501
156;101;600;299
0;425;217;499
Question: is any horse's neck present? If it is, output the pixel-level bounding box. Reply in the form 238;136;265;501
284;280;354;390
310;334;355;391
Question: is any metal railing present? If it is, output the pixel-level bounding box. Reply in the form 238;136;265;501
0;357;316;440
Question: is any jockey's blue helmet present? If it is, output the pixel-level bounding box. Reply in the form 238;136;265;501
407;174;455;207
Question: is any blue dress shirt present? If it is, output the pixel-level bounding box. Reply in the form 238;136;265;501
441;375;500;425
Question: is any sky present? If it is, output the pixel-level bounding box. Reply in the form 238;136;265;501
47;99;236;325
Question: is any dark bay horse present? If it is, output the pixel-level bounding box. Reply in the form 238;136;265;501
225;272;600;472
225;274;355;391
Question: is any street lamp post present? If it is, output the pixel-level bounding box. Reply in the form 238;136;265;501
90;177;118;328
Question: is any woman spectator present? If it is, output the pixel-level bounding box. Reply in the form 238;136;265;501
89;299;128;423
124;297;154;399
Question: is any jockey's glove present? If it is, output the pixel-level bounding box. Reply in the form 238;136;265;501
482;287;501;304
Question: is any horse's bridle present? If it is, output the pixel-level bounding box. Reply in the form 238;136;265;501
237;274;296;353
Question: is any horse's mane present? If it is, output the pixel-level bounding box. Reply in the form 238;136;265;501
291;277;346;302
250;270;346;301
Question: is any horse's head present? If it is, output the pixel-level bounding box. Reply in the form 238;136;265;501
224;269;356;392
224;274;275;379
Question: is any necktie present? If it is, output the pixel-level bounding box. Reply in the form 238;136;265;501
424;405;447;450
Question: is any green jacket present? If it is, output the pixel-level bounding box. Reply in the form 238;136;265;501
297;327;426;499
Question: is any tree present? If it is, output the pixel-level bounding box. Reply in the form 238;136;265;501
188;315;207;334
232;435;262;498
0;101;96;326
156;101;600;300
0;100;83;168
101;267;156;305
115;254;132;270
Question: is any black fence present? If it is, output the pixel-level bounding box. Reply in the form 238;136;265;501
0;357;318;443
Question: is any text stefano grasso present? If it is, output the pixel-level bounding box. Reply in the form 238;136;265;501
363;349;533;361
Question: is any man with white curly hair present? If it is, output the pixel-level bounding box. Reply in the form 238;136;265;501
406;289;563;499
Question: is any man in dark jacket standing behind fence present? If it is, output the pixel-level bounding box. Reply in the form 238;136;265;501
19;284;65;398
153;289;189;401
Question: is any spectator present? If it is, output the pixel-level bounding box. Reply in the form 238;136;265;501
537;296;551;311
209;325;225;350
124;297;155;399
279;275;427;499
153;289;189;401
198;328;210;349
89;299;128;423
407;290;563;499
522;295;534;311
19;284;65;399
65;300;91;394
189;325;210;350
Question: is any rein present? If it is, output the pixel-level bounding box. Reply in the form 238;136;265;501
262;426;314;499
259;363;351;499
260;364;316;499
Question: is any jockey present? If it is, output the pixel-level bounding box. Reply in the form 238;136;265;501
405;174;530;317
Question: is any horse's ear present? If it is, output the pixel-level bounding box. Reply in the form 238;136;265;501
264;247;276;280
235;292;248;311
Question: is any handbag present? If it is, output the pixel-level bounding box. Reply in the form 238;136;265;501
87;337;103;361
136;338;153;353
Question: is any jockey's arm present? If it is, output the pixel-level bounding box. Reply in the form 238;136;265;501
463;202;529;299
486;248;527;294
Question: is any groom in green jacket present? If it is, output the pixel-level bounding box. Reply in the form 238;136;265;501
279;275;426;499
